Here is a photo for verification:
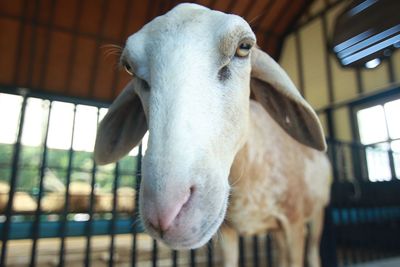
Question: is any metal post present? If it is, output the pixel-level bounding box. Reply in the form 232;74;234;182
0;93;28;267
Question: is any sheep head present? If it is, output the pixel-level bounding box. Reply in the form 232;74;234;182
94;3;325;249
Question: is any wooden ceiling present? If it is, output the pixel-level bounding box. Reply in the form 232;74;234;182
0;0;313;103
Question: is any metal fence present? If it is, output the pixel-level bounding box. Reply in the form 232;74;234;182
0;89;400;267
1;0;400;266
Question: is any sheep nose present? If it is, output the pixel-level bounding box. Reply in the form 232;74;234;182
148;188;193;232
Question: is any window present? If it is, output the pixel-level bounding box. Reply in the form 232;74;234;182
356;98;400;181
0;92;145;194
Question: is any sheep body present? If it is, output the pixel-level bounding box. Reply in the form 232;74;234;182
222;101;331;267
94;3;330;266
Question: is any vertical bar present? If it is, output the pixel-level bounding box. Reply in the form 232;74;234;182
265;234;273;267
172;250;178;267
349;109;360;180
207;240;213;267
294;31;305;96
320;207;338;267
326;108;339;181
252;236;259;267
29;100;53;267
131;144;143;267
152;239;158;267
0;94;28;266
58;104;77;267
190;249;196;267
108;162;120;267
239;236;245;267
84;108;101;267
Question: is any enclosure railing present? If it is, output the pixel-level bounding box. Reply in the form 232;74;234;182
0;89;400;267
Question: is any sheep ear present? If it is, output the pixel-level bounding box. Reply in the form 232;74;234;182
250;48;326;151
94;80;148;165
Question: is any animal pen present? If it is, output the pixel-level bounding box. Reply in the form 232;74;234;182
0;0;400;266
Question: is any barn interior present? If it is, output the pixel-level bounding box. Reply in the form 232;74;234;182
0;0;399;266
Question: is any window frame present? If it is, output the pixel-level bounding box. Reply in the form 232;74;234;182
350;89;400;182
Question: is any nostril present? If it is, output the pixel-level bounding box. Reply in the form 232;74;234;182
158;188;194;232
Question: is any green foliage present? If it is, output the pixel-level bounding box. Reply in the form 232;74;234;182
0;143;139;193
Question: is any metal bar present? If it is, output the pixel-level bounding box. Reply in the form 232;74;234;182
190;249;196;267
239;236;245;267
108;162;120;267
64;0;85;94
38;0;57;88
252;236;259;267
294;30;305;96
84;108;101;267
58;104;78;267
0;93;28;267
326;108;339;181
152;239;158;267
265;234;272;267
172;250;178;267
131;144;143;267
349;106;365;181
29;100;53;267
207;240;213;267
88;0;110;98
0;85;111;108
382;107;397;180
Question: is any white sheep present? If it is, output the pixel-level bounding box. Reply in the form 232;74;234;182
94;4;331;267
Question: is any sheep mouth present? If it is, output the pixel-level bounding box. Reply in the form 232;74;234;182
162;195;228;250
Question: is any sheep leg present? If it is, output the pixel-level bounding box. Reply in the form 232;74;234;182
274;230;289;267
307;209;325;267
219;224;239;267
284;221;306;267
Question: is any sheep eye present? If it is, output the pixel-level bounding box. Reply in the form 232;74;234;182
124;63;134;76
235;42;252;57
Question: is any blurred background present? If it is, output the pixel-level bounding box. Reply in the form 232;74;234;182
0;0;399;266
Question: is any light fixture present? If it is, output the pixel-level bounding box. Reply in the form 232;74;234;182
331;0;400;68
364;58;381;69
